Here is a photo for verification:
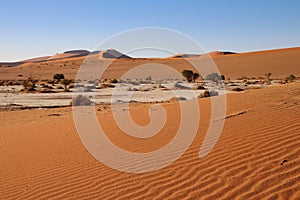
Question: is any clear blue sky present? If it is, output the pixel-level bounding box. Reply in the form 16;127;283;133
1;0;300;61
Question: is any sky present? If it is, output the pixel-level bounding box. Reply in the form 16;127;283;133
1;0;300;61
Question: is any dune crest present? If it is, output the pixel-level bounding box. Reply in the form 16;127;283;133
47;50;90;61
0;47;299;80
97;49;132;59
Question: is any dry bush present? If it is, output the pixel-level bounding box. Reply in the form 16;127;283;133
72;95;93;106
195;85;206;90
177;96;187;101
231;87;244;92
198;90;219;98
286;74;296;82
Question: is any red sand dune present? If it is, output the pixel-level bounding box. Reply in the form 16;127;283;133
0;47;299;80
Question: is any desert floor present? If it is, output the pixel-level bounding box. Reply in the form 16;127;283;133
0;83;300;199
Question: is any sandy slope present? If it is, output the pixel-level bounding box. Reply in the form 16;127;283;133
0;47;299;80
0;83;299;199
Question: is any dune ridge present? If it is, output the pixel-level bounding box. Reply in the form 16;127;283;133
0;46;299;80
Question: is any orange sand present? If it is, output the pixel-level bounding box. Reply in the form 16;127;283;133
0;83;299;199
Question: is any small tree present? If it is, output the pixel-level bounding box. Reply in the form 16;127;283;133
264;73;272;83
206;73;222;84
61;79;72;91
192;73;200;82
182;70;194;82
53;74;65;82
